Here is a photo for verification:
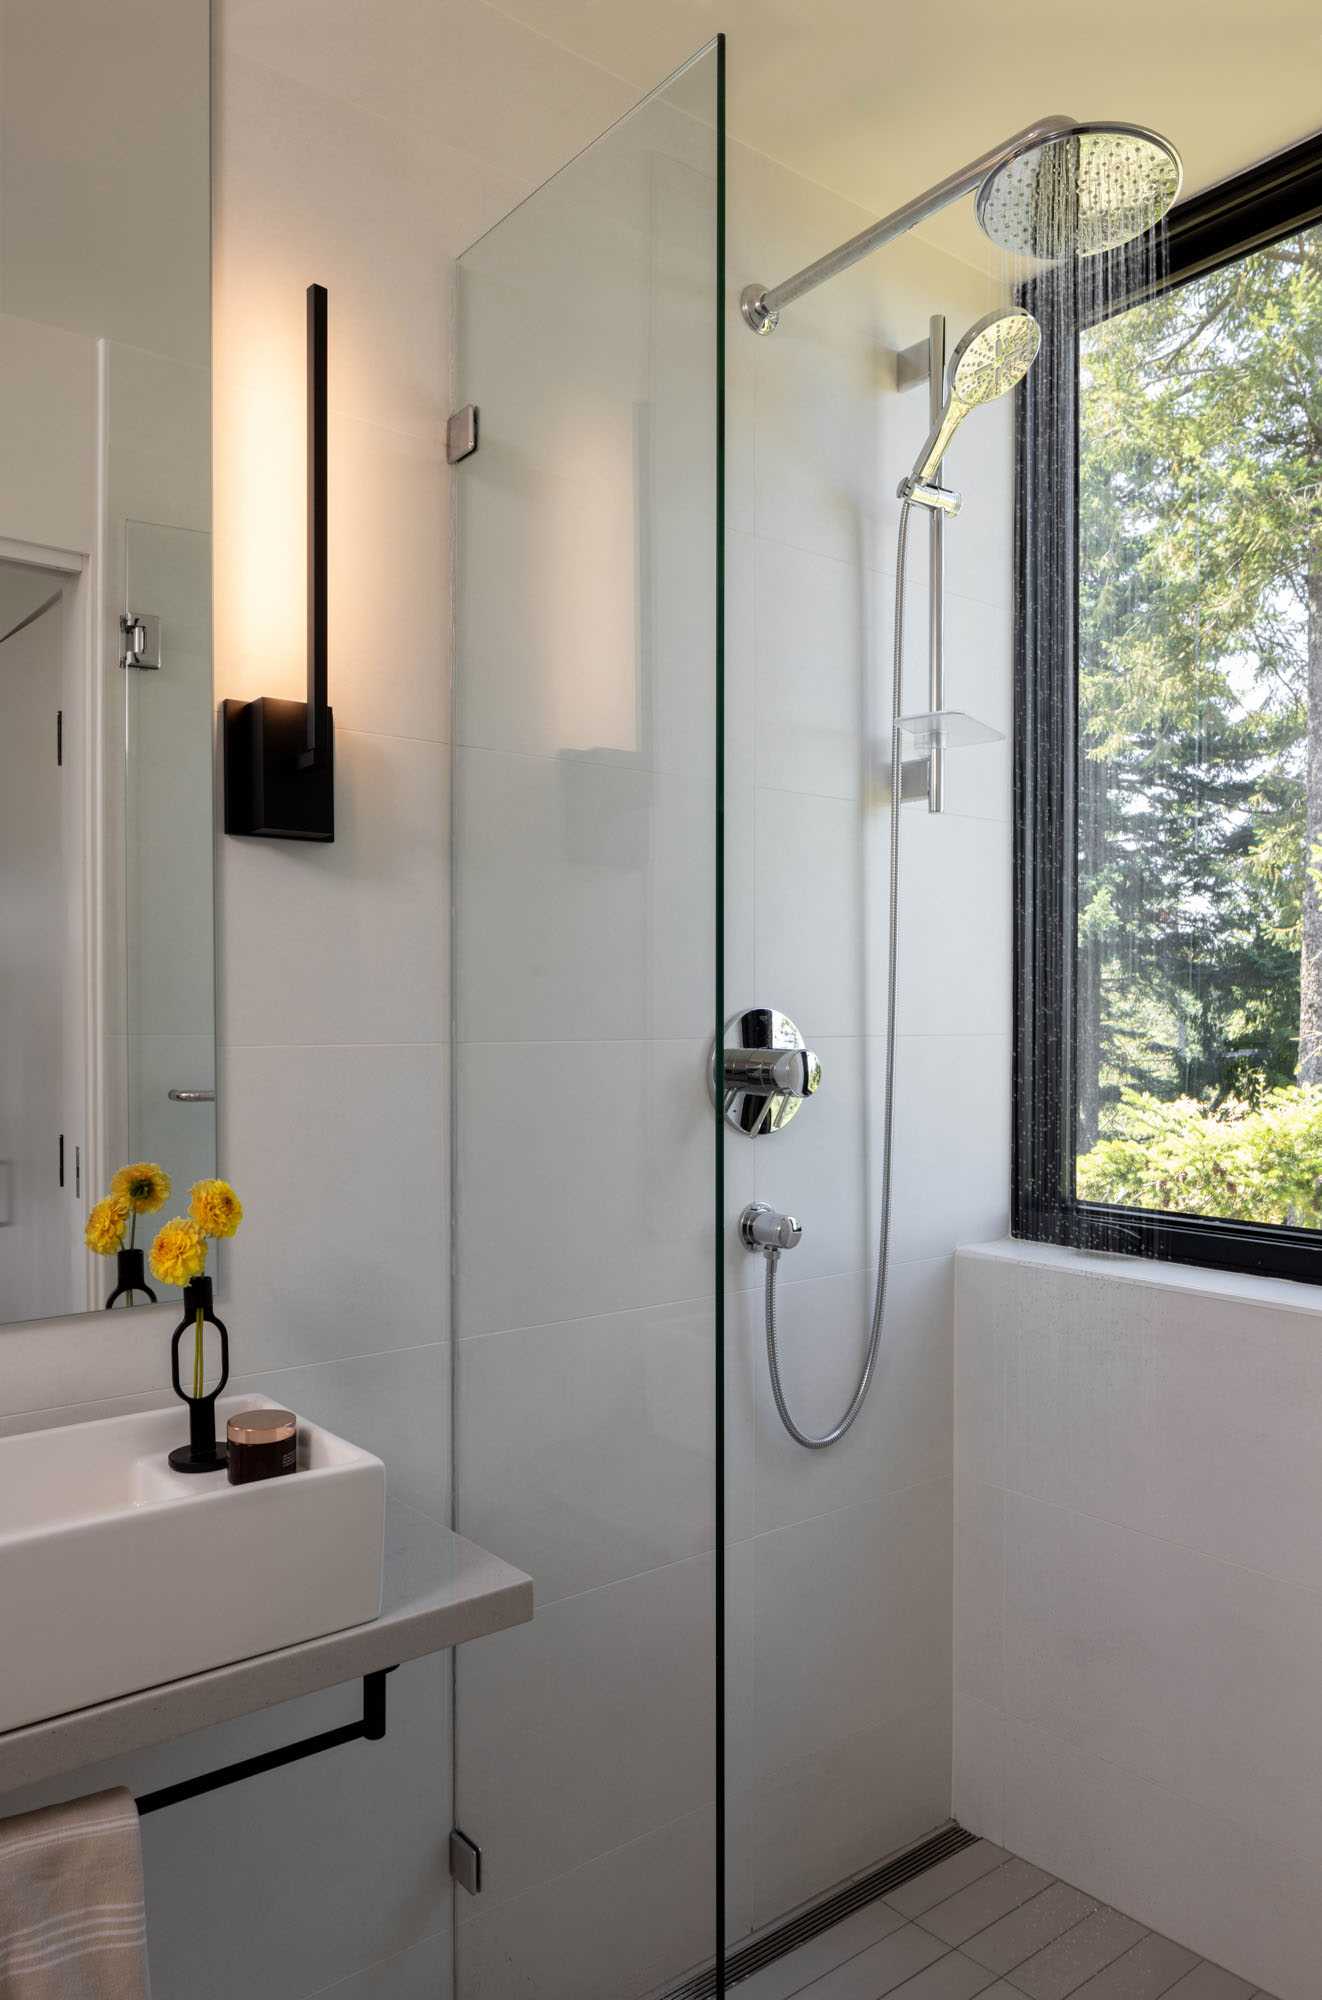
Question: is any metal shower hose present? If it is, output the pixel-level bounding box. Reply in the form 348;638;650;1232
764;498;912;1448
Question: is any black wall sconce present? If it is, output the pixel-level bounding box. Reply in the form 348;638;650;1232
223;283;334;842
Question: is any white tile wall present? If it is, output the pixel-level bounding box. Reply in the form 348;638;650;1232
447;110;1013;1996
724;137;1011;1948
4;11;1019;1998
450;66;725;1996
955;1240;1322;2000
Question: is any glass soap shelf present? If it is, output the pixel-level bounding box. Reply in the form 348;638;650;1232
895;708;1004;754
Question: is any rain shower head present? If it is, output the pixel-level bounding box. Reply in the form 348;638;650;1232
907;307;1041;490
740;115;1184;336
975;122;1183;260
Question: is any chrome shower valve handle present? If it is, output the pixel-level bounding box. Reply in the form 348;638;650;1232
723;1047;821;1099
740;1204;803;1253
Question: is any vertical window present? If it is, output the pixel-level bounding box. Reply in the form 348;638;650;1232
1016;137;1322;1279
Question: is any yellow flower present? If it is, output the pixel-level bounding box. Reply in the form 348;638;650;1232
149;1217;208;1288
112;1162;172;1214
85;1194;130;1257
189;1179;244;1239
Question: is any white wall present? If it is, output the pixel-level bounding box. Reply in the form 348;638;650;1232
440;89;1014;2000
0;5;636;1998
0;7;1015;1994
955;1237;1322;2000
723;146;1011;1937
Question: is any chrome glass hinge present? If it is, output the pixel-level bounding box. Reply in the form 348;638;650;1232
449;1827;482;1894
446;405;479;464
120;612;161;670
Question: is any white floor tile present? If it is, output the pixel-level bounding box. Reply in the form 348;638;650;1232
919;1860;1055;1947
802;1924;947;1999
962;1883;1096;1975
1007;1905;1148;2000
1162;1968;1257;2000
886;1841;1009;1919
1070;1934;1199;1998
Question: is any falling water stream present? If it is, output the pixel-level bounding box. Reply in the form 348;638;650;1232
1006;135;1172;1254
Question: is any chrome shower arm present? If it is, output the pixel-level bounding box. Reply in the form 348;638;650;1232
740;113;1076;334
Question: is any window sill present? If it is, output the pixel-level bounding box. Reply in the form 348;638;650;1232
957;1233;1322;1318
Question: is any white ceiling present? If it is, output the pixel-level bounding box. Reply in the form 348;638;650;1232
490;0;1322;268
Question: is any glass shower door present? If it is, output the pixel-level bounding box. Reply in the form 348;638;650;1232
450;42;724;2000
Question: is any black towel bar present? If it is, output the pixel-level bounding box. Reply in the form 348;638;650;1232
136;1667;396;1816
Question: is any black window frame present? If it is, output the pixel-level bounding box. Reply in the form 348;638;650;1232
1013;130;1322;1285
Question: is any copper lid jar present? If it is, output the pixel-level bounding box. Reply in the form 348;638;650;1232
226;1407;298;1485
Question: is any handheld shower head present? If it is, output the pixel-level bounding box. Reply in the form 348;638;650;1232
907;307;1040;491
976;122;1182;260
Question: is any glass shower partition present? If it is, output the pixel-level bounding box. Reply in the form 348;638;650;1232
450;42;725;2000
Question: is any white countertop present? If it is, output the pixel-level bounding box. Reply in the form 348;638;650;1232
0;1504;532;1797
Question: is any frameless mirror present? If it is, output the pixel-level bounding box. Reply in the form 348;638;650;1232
0;0;214;1323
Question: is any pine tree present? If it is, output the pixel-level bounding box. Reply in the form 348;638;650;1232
1078;224;1322;1145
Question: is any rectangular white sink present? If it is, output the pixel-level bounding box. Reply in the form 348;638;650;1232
0;1396;385;1735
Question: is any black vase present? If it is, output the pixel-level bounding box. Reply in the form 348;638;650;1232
168;1274;231;1474
104;1245;158;1309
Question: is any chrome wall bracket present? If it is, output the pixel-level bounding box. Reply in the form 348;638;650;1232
119;611;160;670
447;405;479;463
712;1007;821;1137
740;285;779;336
450;1827;483;1895
740;1203;803;1251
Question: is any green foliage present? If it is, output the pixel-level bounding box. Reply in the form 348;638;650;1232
1077;1084;1322;1227
1076;222;1322;1155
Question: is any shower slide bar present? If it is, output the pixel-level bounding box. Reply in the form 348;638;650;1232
898;313;949;812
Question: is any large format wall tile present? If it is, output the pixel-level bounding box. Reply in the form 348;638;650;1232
746;1257;953;1533
897;810;1012;1040
1001;1490;1322;1855
956;1244;1322;2000
243;1340;450;1523
457;1298;717;1603
223;1041;447;1370
455;749;715;1045
306;1931;450;2000
454;1556;715;1906
455;1037;715;1336
221;730;449;1049
751;1479;952;1786
752;787;865;1043
740;1700;953;1930
886;1034;1010;1263
752;536;882;802
963;1246;1322;1592
456;1804;716;2000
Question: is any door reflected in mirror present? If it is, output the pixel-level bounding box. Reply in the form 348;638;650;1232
0;0;214;1324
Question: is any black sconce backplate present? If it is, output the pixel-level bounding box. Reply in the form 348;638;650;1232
222;696;334;841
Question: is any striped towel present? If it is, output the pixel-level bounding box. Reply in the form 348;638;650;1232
0;1789;149;1998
